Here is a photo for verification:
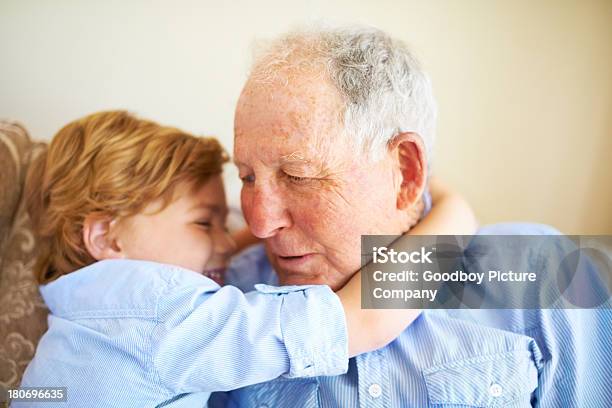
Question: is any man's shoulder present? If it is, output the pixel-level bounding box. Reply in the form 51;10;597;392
226;244;277;291
477;222;561;236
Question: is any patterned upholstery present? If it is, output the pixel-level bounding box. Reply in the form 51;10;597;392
0;121;48;405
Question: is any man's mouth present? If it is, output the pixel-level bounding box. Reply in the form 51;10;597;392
276;253;315;267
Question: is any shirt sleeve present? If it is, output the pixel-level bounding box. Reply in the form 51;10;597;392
151;281;349;394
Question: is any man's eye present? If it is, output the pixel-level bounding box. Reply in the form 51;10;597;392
240;174;255;184
196;221;212;228
285;173;310;184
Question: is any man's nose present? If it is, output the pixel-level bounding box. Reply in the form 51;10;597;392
244;185;292;239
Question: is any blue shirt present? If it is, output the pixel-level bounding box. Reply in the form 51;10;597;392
210;223;612;407
17;259;349;407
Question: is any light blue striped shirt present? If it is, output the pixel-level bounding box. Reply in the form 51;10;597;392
17;259;349;407
210;223;612;407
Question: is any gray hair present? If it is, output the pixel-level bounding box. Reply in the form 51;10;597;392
248;25;437;162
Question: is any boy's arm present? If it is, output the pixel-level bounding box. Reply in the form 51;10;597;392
410;177;478;235
153;282;349;393
231;227;259;253
339;178;478;356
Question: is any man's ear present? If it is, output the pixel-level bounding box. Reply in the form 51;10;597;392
388;132;428;210
82;214;124;261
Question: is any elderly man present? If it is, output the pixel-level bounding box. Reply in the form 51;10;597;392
211;26;610;407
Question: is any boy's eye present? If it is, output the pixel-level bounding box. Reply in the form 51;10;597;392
196;221;212;228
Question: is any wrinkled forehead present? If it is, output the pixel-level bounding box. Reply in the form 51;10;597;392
234;73;349;164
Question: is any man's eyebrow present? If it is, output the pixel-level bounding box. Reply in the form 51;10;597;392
280;151;334;177
279;151;309;165
234;151;312;166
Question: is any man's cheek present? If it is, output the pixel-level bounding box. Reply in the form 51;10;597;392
312;210;362;253
296;205;341;235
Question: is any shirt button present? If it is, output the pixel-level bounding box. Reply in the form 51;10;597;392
489;383;503;397
368;383;382;398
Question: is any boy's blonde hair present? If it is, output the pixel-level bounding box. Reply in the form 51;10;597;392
25;110;228;284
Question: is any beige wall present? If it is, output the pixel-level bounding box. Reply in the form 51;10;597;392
1;0;610;233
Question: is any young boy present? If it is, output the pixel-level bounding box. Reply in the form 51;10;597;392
16;111;476;407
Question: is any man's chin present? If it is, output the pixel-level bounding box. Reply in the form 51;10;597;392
271;258;330;287
278;272;329;287
273;265;348;292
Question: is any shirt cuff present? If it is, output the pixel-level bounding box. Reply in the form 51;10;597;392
255;283;349;378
